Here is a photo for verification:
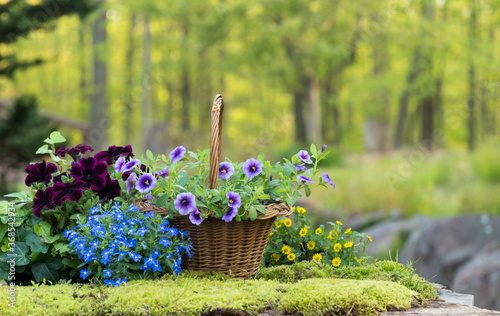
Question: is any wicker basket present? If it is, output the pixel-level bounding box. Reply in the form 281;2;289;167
135;94;292;279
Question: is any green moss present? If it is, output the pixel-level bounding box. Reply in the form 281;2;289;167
0;274;426;316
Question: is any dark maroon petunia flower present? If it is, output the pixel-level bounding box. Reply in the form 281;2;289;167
52;180;87;205
32;187;56;217
55;144;94;162
53;172;68;183
25;160;58;186
70;157;108;190
96;175;121;201
122;171;132;181
54;146;69;157
95;145;133;165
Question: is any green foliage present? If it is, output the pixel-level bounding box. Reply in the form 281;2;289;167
263;207;371;267
472;143;500;184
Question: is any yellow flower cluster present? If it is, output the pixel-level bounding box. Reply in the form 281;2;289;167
296;207;307;214
315;228;323;235
271;253;280;262
287;253;296;261
344;242;353;248
284;218;292;227
329;231;337;239
344;228;351;234
312;253;322;262
281;245;291;255
307;240;315;250
334;243;342;252
332;257;341;267
299;228;308;236
275;220;283;228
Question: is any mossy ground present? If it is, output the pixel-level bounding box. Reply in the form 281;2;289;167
0;261;432;316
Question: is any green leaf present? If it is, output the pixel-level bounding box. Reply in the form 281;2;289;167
0;225;7;242
310;144;318;158
0;242;30;266
42;235;60;244
283;163;296;176
178;175;190;187
255;186;264;196
34;222;52;238
54;242;70;254
254;205;267;214
0;201;10;215
156;195;169;208
195;199;208;208
32;262;59;283
258;194;270;200
146;149;154;161
26;233;49;254
248;207;258;221
47;131;66;144
61;258;82;269
36;144;51;154
286;197;296;206
304;184;312;197
15;226;29;242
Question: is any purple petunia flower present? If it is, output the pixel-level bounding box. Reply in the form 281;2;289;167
95;145;133;165
121;159;141;173
32;187;56;217
322;173;335;188
135;173;156;194
321;144;327;153
242;158;263;179
25;160;58;186
96;175;121;200
218;162;234;180
222;207;238;223
169;146;186;163
293;164;307;172
52;180;88;204
297;150;312;164
226;191;241;208
125;173;136;194
174;192;196;215
155;167;169;178
297;175;314;184
189;208;203;225
114;157;126;173
70;157;108;190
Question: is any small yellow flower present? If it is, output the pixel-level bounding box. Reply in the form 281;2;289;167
297;207;306;214
334;243;342;252
344;228;351;234
292;206;296;212
270;231;273;236
344;242;353;248
281;245;291;255
329;231;338;239
307;240;316;250
332;257;341;267
336;221;343;226
287;253;296;261
312;253;322;262
271;253;280;262
299;228;308;236
367;235;373;242
355;257;364;264
275;220;283;228
315;228;323;235
284;218;292;227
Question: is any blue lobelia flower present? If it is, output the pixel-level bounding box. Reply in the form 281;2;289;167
297;150;313;164
128;251;142;262
80;269;91;280
136;227;149;238
242;158;263;179
103;269;112;278
218;162;234;180
103;279;113;286
321;172;335;188
168;227;179;237
169;146;186;163
158;223;168;232
174;192;196;215
222;207;238;223
151;249;161;259
135;173;157;194
125;238;137;248
297;175;314;184
159;237;171;248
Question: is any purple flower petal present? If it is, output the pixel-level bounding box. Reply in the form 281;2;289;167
297;175;314;184
96;175;121;200
115;157;126;173
52;180;87;204
24;160;58;186
174;192;196;215
121;159;141;173
322;172;335;188
32;187;56;217
298;150;312;164
70;157;108;190
169;146;186;163
226;191;241;208
222;207;238;223
293;164;307;172
242;158;263;179
189;208;203;225
126;173;137;194
321;144;327;153
135;173;157;194
218;162;234;180
95;145;133;165
155;167;169;178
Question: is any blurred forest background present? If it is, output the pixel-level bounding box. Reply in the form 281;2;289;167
1;0;500;218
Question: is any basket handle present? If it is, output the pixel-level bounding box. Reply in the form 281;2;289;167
209;94;224;189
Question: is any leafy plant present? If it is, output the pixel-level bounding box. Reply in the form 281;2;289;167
65;202;192;286
262;207;371;267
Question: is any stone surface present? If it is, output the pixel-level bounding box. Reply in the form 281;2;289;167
381;300;500;315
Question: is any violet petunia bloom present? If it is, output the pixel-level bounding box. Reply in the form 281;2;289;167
169;146;186;163
297;150;312;164
96;175;121;200
297;175;314;184
155;167;169;178
121;159;140;173
321;144;327;153
189;208;203;225
222;207;238;223
70;157;108;190
135;173;157;194
242;158;263;179
32;187;56;217
218;162;234;180
226;191;241;209
322;173;335;188
174;192;196;215
95;145;133;165
293;164;307;172
114;157;126;173
25;160;58;186
52;180;88;204
126;173;137;194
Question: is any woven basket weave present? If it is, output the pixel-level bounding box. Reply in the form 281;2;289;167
135;94;291;279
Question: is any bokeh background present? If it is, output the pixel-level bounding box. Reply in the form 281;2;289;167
1;0;500;310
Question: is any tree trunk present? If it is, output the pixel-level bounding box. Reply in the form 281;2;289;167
308;76;322;144
467;0;477;151
90;9;108;150
124;13;136;144
293;78;307;145
181;25;191;132
142;15;152;151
